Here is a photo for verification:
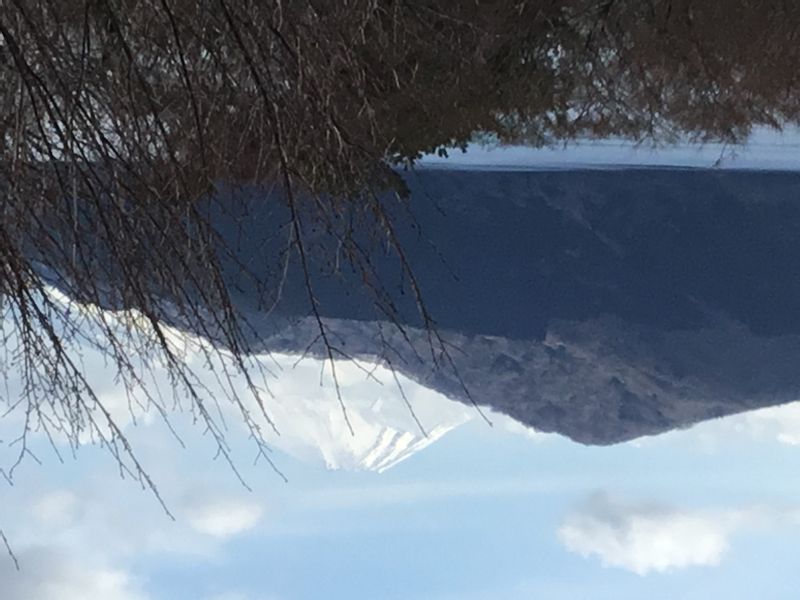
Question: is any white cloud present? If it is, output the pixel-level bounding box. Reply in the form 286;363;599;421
495;412;557;443
0;547;146;600
186;499;263;538
558;493;747;575
736;402;800;446
665;401;800;451
30;490;80;528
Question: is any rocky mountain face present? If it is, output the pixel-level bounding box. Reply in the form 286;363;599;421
223;168;800;445
256;313;800;445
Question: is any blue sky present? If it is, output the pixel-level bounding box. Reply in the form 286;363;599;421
4;332;800;600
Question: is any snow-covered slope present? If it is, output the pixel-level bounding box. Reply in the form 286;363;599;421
248;357;472;471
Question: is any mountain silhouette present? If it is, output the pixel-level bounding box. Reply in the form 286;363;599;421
210;168;800;444
43;167;800;445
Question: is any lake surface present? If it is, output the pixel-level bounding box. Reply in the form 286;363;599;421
3;166;800;599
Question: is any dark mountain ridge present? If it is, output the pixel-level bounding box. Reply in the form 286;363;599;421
207;168;800;444
40;167;800;444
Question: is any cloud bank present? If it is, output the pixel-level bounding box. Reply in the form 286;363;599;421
186;498;264;538
558;493;746;575
0;547;145;600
